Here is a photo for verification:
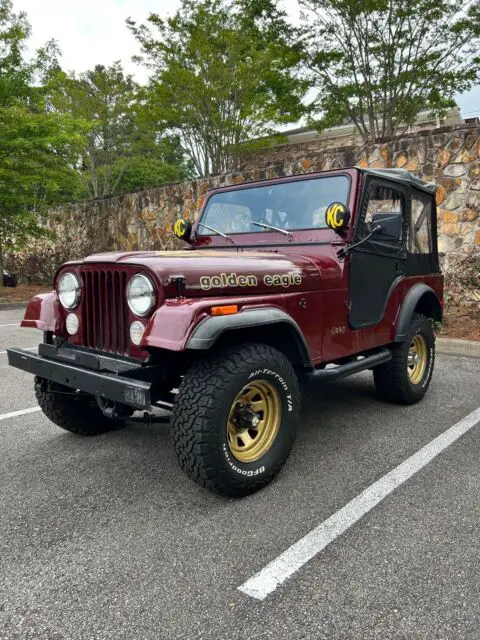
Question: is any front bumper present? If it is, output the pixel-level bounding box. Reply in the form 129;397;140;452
7;344;152;411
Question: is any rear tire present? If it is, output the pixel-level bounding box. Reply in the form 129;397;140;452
373;313;435;405
35;378;126;435
171;343;300;497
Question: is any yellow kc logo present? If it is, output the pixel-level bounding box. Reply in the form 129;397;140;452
174;219;186;237
326;203;346;228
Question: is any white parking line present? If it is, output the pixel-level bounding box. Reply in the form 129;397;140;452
0;347;37;355
0;323;20;327
0;407;41;422
238;406;480;601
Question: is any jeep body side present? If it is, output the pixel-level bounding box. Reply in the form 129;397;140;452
8;167;443;496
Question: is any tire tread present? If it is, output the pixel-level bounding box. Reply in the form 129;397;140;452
171;342;300;496
35;378;122;435
373;313;435;405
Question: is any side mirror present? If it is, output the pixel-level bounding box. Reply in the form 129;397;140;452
173;218;193;243
325;202;350;235
371;212;402;241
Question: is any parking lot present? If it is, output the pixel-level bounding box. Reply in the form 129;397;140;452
1;305;479;640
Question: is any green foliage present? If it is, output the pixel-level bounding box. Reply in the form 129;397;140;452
0;0;193;284
0;0;86;280
244;0;480;143
113;139;193;193
0;0;32;108
50;63;191;197
0;104;86;248
128;0;307;176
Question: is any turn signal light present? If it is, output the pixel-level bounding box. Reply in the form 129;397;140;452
66;313;80;335
129;321;146;346
211;305;238;316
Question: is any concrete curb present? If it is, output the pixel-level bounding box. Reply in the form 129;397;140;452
436;337;480;358
0;302;28;311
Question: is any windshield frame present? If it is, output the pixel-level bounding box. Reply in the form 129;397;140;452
195;171;353;240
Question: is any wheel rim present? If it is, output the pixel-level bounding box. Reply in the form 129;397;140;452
227;380;281;463
407;334;428;384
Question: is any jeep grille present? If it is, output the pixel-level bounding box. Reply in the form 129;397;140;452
79;267;129;355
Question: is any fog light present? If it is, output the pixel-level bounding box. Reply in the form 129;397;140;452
129;321;145;346
66;313;79;335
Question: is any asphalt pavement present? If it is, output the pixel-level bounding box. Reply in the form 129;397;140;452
1;307;479;640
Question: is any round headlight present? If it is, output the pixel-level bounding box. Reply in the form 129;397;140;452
58;272;81;310
127;274;156;316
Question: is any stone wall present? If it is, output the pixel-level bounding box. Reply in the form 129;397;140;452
9;122;480;309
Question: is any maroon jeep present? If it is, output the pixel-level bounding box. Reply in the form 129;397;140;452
8;167;443;496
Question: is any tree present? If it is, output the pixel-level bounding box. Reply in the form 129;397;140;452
0;0;85;283
111;92;194;192
112;129;193;193
244;0;480;144
0;0;33;109
128;0;307;176
51;63;136;198
50;63;191;197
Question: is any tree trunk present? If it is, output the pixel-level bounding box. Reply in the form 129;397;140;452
0;238;4;290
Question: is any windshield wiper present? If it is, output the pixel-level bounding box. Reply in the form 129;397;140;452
251;221;293;237
197;222;236;245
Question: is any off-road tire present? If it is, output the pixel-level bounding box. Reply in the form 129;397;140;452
171;343;300;497
373;313;435;405
34;377;126;435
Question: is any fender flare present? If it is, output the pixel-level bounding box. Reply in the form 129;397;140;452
395;283;442;342
21;291;64;333
186;307;313;368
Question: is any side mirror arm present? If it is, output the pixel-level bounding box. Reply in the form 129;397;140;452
337;224;382;259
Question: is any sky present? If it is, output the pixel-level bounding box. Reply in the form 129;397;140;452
12;0;181;82
12;0;480;120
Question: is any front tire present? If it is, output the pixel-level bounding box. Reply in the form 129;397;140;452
35;378;126;435
373;313;435;405
171;343;300;497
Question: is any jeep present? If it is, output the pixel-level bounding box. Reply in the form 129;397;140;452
8;167;443;497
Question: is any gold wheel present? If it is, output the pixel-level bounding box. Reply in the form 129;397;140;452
407;334;428;384
227;380;281;463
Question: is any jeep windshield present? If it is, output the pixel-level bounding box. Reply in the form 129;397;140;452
198;175;350;236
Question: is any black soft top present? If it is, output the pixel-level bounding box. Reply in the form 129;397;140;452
359;168;436;195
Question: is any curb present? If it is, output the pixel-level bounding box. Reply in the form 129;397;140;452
0;302;28;311
436;337;480;358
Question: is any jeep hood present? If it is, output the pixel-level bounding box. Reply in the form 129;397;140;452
80;249;322;297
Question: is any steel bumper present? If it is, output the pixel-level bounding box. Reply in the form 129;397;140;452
7;345;152;410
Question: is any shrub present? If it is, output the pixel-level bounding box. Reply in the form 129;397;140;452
4;246;73;285
443;252;480;311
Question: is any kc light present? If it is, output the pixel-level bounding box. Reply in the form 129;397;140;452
127;274;156;316
129;321;146;346
58;272;81;309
